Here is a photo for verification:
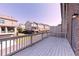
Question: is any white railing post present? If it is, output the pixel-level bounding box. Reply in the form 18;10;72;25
42;33;43;40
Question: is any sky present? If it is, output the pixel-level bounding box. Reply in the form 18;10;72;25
0;3;61;26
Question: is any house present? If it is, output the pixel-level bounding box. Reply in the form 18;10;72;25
61;3;79;55
0;15;17;37
25;21;32;31
43;24;50;32
25;21;50;33
38;23;50;32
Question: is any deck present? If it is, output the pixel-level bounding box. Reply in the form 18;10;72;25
13;37;75;56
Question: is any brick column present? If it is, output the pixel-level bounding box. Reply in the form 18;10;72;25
71;16;79;56
76;28;79;55
75;18;79;55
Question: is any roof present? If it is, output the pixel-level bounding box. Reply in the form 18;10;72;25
0;15;17;22
0;25;16;27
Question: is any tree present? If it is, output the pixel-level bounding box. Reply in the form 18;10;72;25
17;27;23;33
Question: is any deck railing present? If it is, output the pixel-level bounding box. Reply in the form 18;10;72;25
0;32;50;56
50;32;67;38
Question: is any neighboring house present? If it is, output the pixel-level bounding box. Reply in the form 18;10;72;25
32;22;50;32
25;21;39;32
38;23;50;32
25;21;32;30
44;24;50;31
0;15;17;37
25;21;50;32
31;22;38;32
38;23;44;32
50;24;61;36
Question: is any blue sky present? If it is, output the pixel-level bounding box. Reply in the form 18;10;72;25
0;3;61;26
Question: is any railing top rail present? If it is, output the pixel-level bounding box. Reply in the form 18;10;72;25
50;32;66;34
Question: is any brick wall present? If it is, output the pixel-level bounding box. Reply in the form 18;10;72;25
61;3;79;55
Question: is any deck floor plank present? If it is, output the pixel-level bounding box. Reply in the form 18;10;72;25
13;37;75;56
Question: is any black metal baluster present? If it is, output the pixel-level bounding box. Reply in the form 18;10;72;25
21;38;22;49
15;39;17;51
42;33;43;40
16;38;18;51
24;37;25;48
0;41;2;56
30;35;32;46
19;38;20;49
13;39;15;52
9;40;11;54
22;37;23;48
23;37;24;48
25;37;27;47
5;40;7;56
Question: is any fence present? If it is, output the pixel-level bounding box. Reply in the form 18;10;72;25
0;32;50;56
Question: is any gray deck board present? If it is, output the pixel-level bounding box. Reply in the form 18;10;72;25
13;37;75;56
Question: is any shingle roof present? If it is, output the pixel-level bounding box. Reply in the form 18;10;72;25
0;15;17;22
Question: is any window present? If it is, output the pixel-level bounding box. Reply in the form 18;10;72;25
0;18;5;24
1;27;5;33
7;27;14;33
